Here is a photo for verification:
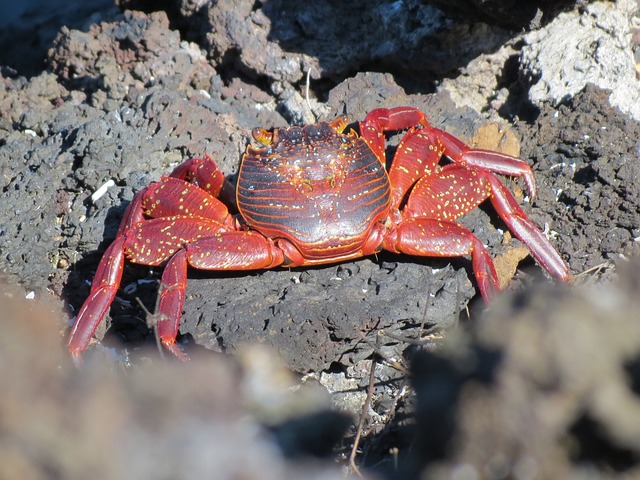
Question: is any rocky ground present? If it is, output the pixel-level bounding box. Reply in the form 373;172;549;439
1;0;640;479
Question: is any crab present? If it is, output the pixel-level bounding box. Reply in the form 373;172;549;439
68;106;571;359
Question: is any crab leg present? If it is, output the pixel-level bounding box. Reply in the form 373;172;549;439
362;106;434;132
141;231;286;358
141;177;234;227
185;231;285;270
70;216;285;358
67;191;146;358
169;156;225;197
383;217;500;302
433;129;537;200
169;156;237;209
67;236;127;357
68;163;235;358
387;128;443;209
484;174;571;281
403;164;490;221
361;107;538;199
404;164;571;282
363;106;570;284
154;248;189;360
358;107;432;170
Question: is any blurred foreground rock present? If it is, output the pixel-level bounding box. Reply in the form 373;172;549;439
0;280;353;480
408;260;640;479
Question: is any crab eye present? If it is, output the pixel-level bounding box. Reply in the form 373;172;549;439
252;128;273;145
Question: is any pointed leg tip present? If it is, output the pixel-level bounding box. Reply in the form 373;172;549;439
161;339;190;361
70;350;84;367
560;271;574;284
478;278;500;304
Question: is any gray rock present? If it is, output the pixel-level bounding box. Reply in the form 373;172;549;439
521;0;640;120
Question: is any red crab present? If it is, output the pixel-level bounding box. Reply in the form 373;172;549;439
68;106;571;359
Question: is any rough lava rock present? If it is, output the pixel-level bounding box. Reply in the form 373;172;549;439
410;259;640;479
514;83;640;274
521;0;640;121
424;0;583;29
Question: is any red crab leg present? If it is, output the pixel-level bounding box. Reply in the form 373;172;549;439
405;163;571;282
68;178;234;359
363;107;537;198
170;155;237;209
104;221;284;358
362;106;570;283
484;173;571;281
67;191;146;358
169;155;225;196
70;245;189;361
69;152;243;359
67;236;127;357
388;128;444;210
138;231;286;357
358;108;434;209
433;129;537;201
362;106;434;132
358;107;431;169
383;217;500;302
141;177;234;227
184;231;286;270
154;248;189;360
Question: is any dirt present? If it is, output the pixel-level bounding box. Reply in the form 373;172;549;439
1;1;640;479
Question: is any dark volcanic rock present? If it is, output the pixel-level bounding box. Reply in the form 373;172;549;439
425;0;583;29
